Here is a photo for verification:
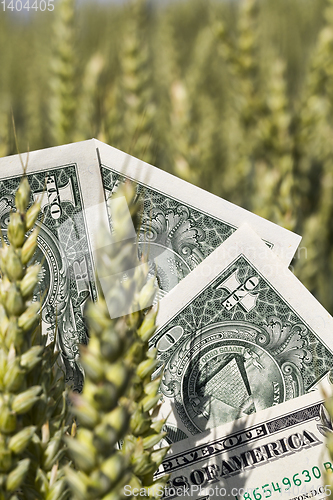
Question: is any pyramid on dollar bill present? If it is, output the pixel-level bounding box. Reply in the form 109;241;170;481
155;222;333;444
200;354;256;416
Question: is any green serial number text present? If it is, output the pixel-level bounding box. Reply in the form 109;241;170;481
242;461;333;500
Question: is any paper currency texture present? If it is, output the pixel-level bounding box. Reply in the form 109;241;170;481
0;140;109;391
153;225;333;443
95;140;301;300
0;140;302;392
154;388;333;500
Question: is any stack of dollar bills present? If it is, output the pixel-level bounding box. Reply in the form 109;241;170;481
1;139;332;499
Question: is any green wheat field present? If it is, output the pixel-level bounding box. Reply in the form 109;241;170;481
1;0;333;312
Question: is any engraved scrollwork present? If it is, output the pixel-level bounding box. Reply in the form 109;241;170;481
140;205;205;266
281;361;304;396
255;331;271;348
281;362;294;375
161;369;181;398
257;316;312;371
142;210;167;242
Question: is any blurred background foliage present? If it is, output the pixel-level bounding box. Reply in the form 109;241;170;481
1;0;333;312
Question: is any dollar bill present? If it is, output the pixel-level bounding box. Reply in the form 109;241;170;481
94;140;301;300
151;224;333;443
152;386;333;500
0;139;303;392
0;140;109;391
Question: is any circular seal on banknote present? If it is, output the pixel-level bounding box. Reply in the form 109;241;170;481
184;338;284;431
0;224;61;312
35;223;69;326
160;320;308;435
2;219;85;390
2;222;69;340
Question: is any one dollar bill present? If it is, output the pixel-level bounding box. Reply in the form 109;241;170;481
152;224;333;443
154;386;333;500
0;139;303;392
95;139;301;300
0;141;109;391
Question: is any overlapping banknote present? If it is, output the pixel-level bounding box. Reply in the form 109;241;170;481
155;387;333;500
0;141;109;390
0;139;332;498
0;138;300;391
95;139;300;295
153;224;333;443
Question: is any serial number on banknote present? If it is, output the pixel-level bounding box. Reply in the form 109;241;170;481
242;462;333;500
